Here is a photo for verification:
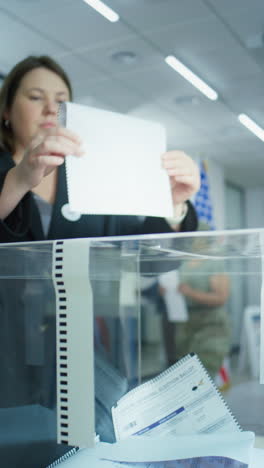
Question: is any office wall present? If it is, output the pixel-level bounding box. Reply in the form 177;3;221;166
245;188;264;228
206;159;226;229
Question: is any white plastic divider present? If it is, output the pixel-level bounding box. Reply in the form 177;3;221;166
238;306;260;379
260;232;264;384
52;239;95;448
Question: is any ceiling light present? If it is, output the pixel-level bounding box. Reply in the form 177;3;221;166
165;55;218;101
83;0;119;22
238;114;264;142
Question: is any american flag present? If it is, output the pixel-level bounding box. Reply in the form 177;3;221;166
194;160;215;229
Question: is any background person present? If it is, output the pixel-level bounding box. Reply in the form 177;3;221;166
158;223;231;377
174;224;231;377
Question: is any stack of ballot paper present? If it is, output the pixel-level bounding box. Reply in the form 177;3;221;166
47;354;262;467
46;432;262;467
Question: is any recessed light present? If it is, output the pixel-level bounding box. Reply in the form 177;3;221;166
174;95;201;106
111;51;138;65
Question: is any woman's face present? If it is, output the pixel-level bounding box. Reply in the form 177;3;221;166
5;67;70;152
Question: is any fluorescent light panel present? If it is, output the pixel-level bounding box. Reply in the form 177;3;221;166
238;114;264;142
165;55;218;101
83;0;119;22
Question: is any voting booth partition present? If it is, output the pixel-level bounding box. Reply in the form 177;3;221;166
0;228;263;467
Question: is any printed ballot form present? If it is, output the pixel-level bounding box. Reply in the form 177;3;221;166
60;102;174;218
112;354;240;440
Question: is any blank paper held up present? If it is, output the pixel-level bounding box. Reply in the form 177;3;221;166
62;102;174;217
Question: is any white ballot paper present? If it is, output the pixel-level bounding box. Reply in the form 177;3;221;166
46;432;256;467
60;102;173;217
158;270;188;322
112;354;240;440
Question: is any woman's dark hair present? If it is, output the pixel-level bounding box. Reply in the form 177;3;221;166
0;55;73;153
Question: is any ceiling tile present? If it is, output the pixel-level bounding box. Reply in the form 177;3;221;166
207;0;264;46
85;79;144;113
0;8;67;72
220;74;264;118
110;0;213;30
187;45;263;90
208;0;263;12
145;17;239;55
80;37;162;76
1;1;134;51
157;95;237;132
55;54;108;99
129;103;210;148
113;61;198;100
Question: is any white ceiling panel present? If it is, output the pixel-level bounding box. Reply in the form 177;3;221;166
207;0;264;21
185;130;263;159
129;103;210;149
157;96;236;133
110;0;213;30
224;95;264;126
75;93;115;112
207;0;264;45
55;54;108;98
217;71;264;95
145;17;239;56
188;45;263;90
85;78;144;113
80;37;162;76
208;0;264;11
221;12;264;46
1;0;135;51
0;7;67;73
113;61;200;100
0;0;73;13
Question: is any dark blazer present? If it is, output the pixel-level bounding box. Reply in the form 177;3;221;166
0;151;198;243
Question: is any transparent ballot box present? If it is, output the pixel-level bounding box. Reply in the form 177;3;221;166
0;228;263;467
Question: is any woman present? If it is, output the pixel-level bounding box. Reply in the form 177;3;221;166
175;225;231;378
159;223;230;377
0;55;200;241
0;55;200;467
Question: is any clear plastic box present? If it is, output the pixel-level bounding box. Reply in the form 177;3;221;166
0;228;263;467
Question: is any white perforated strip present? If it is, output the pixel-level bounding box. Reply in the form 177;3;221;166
52;239;95;447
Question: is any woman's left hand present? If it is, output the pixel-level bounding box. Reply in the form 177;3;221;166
161;150;200;206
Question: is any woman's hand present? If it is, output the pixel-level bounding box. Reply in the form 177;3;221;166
179;275;230;306
178;283;193;297
161;151;200;206
15;126;83;190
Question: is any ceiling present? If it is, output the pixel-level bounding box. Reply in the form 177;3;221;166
0;0;264;188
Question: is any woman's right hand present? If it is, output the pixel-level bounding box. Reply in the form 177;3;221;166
15;126;83;190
